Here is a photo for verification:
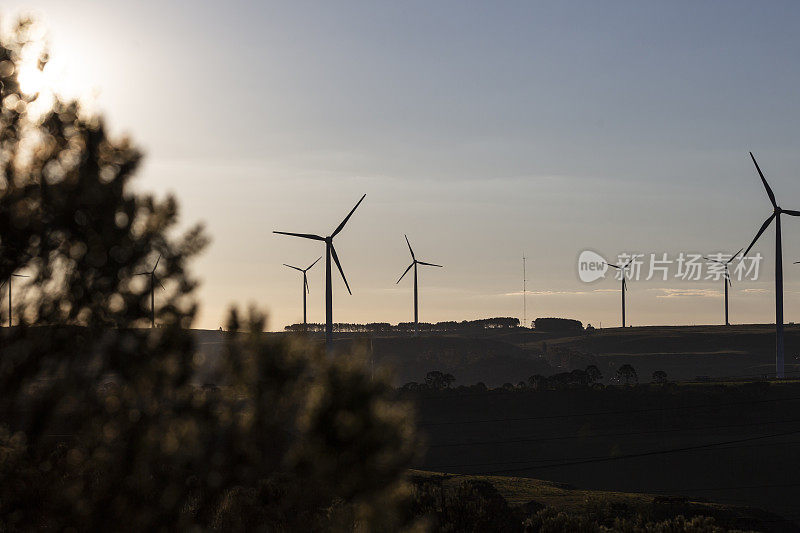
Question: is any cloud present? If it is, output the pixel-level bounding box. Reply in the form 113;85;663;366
650;288;720;299
742;288;769;294
502;290;589;297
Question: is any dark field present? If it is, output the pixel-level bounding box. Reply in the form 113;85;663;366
412;381;800;526
193;324;800;526
195;323;800;386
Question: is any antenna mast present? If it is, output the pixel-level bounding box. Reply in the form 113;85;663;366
523;254;527;328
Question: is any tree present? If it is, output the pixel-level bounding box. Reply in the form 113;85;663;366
528;374;547;390
569;369;589;386
616;364;638;385
533;317;583;332
585;365;603;384
425;370;455;390
652;370;668;384
0;20;417;530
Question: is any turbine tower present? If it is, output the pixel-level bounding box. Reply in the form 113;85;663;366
396;235;442;336
741;152;800;378
283;257;321;327
137;254;164;328
703;248;742;326
606;259;633;328
2;273;29;327
274;194;366;352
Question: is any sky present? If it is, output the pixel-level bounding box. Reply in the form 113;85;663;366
5;1;800;331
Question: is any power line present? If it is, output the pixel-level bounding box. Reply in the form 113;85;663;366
476;429;800;475
419;394;800;427
427;416;800;449
430;438;800;470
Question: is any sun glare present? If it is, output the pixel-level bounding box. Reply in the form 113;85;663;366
16;37;95;117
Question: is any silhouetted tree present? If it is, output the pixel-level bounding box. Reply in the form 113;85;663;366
533;317;583;332
586;365;603;384
528;374;547;390
425;370;455;390
652;370;668;384
0;21;418;530
617;364;638;385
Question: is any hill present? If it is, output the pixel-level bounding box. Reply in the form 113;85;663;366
411;381;800;524
410;470;794;531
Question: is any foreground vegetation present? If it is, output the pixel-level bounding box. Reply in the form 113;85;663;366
409;471;789;532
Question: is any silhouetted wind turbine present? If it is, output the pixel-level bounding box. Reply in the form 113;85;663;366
396;235;442;336
703;249;742;326
283;257;321;327
137;254;164;328
274;194;366;352
1;273;29;327
606;260;632;328
741;152;800;378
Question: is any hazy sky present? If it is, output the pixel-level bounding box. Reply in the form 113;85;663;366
6;1;800;330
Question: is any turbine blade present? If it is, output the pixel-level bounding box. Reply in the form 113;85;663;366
12;274;30;277
330;244;351;295
305;256;322;271
405;234;415;260
783;209;800;217
283;264;304;271
606;263;621;270
305;276;310;294
743;213;776;257
702;257;723;264
396;263;414;284
273;231;325;241
159;280;166;291
417;261;443;267
152;254;161;273
750;152;778;209
332;194;366;238
725;248;744;264
622;278;627;291
136;272;149;276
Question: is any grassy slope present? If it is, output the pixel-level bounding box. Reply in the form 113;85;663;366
410;470;793;531
414;382;800;525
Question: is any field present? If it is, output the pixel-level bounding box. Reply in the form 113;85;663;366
193;323;800;387
411;381;800;526
410;470;791;531
191;324;800;526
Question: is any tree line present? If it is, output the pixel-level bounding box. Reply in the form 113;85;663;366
285;317;521;333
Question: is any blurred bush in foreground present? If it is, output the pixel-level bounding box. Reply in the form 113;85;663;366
0;19;418;530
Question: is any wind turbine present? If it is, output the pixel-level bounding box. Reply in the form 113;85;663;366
1;273;29;327
283;257;321;327
274;194;366;352
703;248;742;326
396;235;442;336
137;254;164;328
742;152;800;378
606;259;632;328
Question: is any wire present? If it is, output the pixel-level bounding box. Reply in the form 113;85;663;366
429;438;800;470
473;429;800;475
427;416;800;448
419;394;800;427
